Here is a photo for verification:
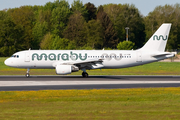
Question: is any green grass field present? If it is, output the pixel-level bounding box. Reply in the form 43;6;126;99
1;58;180;119
0;88;180;119
1;57;180;75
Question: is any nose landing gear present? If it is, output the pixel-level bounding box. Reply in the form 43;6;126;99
26;68;30;78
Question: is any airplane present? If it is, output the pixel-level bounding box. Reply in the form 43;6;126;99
4;23;174;78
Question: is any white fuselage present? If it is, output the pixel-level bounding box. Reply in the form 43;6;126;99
4;49;173;69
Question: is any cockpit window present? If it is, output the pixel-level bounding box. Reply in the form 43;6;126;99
11;55;19;58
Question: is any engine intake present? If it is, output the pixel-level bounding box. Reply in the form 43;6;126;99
56;65;72;75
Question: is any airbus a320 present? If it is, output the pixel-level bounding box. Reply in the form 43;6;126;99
4;23;174;77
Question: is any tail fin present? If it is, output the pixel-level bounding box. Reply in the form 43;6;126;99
140;23;171;52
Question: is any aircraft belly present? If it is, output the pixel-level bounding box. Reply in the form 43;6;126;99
35;62;53;68
102;59;137;69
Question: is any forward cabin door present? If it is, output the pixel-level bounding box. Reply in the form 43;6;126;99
136;52;142;62
25;52;30;62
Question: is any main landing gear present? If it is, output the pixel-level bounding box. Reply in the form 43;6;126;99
81;69;88;77
82;72;88;78
26;68;30;78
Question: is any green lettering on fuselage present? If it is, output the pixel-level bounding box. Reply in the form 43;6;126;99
61;53;69;61
49;53;56;61
32;51;87;61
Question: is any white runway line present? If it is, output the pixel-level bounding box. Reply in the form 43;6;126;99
1;81;180;86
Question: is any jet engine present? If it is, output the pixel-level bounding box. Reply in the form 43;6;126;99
55;65;79;75
56;65;72;75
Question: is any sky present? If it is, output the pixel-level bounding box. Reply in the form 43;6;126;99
0;0;180;16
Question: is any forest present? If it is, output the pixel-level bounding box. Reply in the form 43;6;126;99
0;0;180;57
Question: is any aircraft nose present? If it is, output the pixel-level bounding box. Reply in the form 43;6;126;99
4;58;13;66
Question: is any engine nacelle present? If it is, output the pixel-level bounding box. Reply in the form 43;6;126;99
56;65;72;75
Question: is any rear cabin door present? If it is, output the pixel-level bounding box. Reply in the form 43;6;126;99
136;52;142;62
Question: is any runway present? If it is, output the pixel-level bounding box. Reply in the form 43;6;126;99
0;75;180;91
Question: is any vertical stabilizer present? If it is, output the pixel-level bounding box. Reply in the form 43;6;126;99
140;23;171;52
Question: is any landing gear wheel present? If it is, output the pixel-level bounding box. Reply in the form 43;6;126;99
82;72;88;78
26;68;30;78
26;73;30;78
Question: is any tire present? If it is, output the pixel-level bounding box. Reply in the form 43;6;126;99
26;73;30;78
84;73;88;78
82;72;88;78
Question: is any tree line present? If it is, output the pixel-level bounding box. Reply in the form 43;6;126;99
0;0;180;57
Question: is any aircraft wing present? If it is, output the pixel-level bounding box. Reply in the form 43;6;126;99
73;59;103;65
52;59;104;69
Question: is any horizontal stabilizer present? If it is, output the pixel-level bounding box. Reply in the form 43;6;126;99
151;53;175;58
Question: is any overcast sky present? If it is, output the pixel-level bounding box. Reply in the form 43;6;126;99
0;0;179;16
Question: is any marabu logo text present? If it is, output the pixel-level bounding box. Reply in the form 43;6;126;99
153;35;167;41
32;51;87;61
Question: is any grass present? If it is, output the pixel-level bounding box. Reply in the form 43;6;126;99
1;57;180;75
0;88;180;119
1;58;180;119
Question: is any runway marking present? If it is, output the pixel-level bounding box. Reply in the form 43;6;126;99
1;81;180;87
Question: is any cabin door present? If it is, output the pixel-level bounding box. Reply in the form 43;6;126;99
25;52;30;62
136;52;142;62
